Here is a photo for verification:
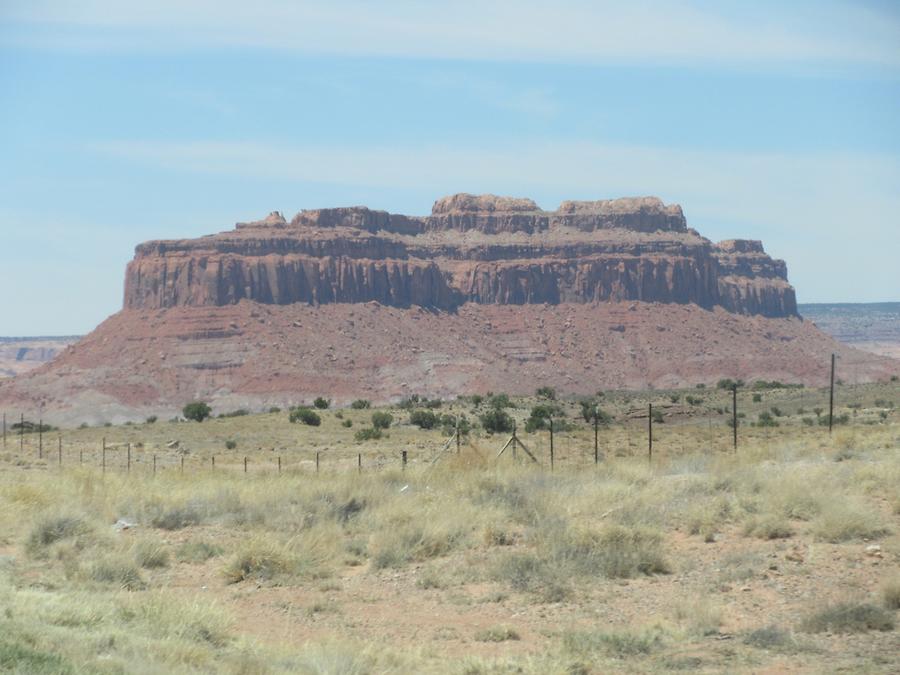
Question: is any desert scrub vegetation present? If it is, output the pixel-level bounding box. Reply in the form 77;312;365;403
0;415;898;673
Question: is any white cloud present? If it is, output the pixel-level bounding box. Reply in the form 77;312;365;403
4;0;899;70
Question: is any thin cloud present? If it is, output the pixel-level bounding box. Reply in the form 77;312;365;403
4;0;900;70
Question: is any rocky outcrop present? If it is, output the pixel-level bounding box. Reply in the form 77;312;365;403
123;193;798;317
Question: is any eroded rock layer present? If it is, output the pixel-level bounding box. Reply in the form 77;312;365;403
124;194;798;318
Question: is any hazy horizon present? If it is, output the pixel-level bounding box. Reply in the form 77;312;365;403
2;1;899;335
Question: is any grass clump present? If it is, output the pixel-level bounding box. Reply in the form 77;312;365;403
801;601;895;634
89;557;145;590
811;500;889;543
562;627;665;658
176;540;224;563
743;514;793;540
881;576;900;610
223;542;297;584
474;626;520;642
289;407;321;426
26;515;88;555
149;503;203;530
492;552;570;602
132;539;170;569
743;625;796;650
554;524;670;579
0;640;75;675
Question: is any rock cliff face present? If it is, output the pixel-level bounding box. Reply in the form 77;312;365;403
5;193;898;424
124;194;797;318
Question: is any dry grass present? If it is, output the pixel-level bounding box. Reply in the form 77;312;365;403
0;383;897;672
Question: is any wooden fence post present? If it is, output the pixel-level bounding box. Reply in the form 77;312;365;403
549;418;555;470
127;443;131;473
648;404;653;464
316;451;320;474
153;454;157;475
58;436;62;466
732;386;738;450
828;353;836;434
278;456;282;474
402;450;407;470
243;456;248;473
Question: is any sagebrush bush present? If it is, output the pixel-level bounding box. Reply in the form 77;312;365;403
802;602;895;633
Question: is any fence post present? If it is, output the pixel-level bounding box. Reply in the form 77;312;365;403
278;456;281;474
79;449;83;465
593;408;599;464
316;451;320;474
357;453;362;473
456;415;461;454
211;455;215;470
153;454;157;476
244;456;248;473
181;455;184;473
38;416;43;459
732;386;738;450
20;413;24;452
58;436;62;466
127;443;131;473
402;450;407;470
648;404;653;464
828;352;835;434
549;418;554;471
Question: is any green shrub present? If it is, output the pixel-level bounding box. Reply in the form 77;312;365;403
218;409;249;418
535;386;556;400
469;394;484;406
289;407;321;426
752;393;762;403
145;415;158;424
371;411;393;429
313;397;330;409
717;378;744;390
440;414;470;436
757;411;779;427
268;406;281;413
488;393;511;409
341;419;353;428
355;427;383;442
225;439;237;450
409;409;439;430
182;401;212;422
479;408;514;434
524;404;562;432
579;399;612;424
350;399;371;409
651;408;664;424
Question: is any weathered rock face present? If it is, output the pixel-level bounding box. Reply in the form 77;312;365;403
123;193;798;318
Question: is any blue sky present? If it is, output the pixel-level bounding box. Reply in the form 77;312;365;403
1;1;898;335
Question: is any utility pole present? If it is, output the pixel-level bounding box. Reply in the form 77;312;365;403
549;418;554;470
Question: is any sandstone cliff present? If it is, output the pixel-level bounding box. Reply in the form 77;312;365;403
124;194;798;318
